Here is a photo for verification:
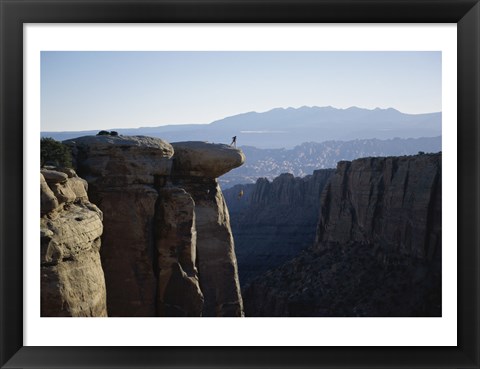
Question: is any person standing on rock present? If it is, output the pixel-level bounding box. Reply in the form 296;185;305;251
231;136;237;147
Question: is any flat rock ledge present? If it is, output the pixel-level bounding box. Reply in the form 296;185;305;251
172;141;245;178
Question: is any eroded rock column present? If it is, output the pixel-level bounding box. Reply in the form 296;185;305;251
171;142;245;316
155;186;204;316
41;168;107;317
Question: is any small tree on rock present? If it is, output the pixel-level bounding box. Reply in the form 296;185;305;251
40;137;73;168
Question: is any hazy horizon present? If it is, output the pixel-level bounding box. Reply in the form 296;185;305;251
41;104;442;133
41;51;441;132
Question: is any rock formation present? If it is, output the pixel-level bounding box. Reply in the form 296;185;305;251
224;170;334;285
316;154;441;259
243;153;441;317
155;186;203;316
171;142;244;317
41;168;107;317
65;136;244;317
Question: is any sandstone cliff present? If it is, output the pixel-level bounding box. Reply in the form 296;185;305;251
65;136;244;317
170;142;244;317
243;153;441;317
41;168;107;317
224;170;334;285
316;154;441;259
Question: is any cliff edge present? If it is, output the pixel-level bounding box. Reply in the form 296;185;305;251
243;153;441;317
65;136;245;317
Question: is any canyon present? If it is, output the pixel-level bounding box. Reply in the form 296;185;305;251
242;153;442;316
41;135;442;318
224;169;334;285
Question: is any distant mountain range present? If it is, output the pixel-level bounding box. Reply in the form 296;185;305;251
219;136;441;188
42;106;441;149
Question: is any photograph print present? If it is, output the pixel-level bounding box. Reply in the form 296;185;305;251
40;51;442;317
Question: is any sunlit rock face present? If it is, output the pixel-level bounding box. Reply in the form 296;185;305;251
65;136;244;317
172;142;245;316
171;141;245;178
243;153;442;317
40;168;107;317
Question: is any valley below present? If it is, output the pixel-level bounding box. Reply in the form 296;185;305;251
230;153;441;317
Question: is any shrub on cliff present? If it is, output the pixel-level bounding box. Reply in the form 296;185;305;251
41;137;72;168
97;130;119;136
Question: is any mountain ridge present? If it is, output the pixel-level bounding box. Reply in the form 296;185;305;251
42;105;441;149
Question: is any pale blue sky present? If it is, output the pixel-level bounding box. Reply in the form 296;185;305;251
41;51;441;132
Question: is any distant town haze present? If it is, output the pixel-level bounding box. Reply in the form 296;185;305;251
41;51;441;132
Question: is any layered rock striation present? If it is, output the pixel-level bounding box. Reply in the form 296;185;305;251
41;168;107;317
224;170;334;285
65;136;244;317
243;153;442;317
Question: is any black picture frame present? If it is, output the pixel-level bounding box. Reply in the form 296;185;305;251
1;0;479;368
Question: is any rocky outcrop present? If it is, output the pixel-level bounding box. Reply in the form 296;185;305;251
224;170;334;285
316;154;442;260
41;168;107;317
66;135;174;316
65;136;244;317
171;142;245;317
243;153;441;317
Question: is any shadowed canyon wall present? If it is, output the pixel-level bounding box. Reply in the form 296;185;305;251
243;153;442;317
65;136;244;317
224;170;334;285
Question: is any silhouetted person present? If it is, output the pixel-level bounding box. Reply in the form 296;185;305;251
231;136;237;147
